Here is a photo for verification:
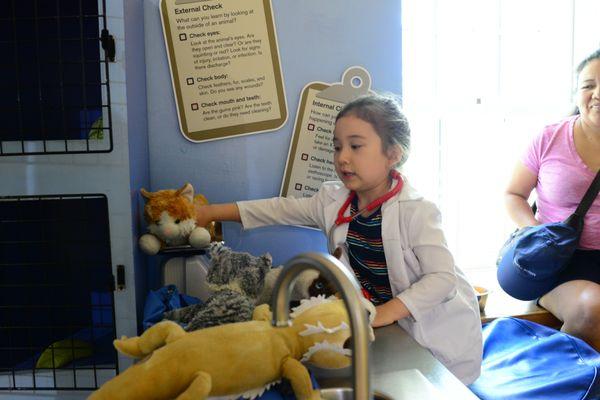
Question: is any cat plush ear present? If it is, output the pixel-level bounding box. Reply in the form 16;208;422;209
140;188;153;199
208;242;226;260
176;183;194;203
261;253;273;266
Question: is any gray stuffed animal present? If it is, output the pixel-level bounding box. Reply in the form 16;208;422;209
163;243;272;331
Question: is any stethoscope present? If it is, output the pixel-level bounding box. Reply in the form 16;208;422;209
328;170;404;255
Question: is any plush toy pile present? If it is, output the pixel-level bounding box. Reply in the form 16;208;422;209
89;296;374;400
256;266;321;306
157;236;333;331
164;243;272;331
256;248;344;306
138;183;219;255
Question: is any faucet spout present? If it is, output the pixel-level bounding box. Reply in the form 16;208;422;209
271;252;371;399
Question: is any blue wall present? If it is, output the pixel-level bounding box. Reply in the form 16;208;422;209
143;0;402;274
0;3;401;397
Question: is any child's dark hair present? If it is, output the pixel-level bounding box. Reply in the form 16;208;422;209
336;93;411;167
571;48;600;116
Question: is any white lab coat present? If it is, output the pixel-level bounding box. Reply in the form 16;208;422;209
237;179;483;384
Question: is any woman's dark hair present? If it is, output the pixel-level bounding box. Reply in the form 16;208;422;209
335;93;411;167
571;48;600;116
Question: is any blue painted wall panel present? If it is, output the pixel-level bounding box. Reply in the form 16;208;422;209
143;1;402;270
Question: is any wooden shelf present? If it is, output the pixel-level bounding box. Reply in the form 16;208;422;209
467;268;562;328
480;290;561;327
157;245;207;257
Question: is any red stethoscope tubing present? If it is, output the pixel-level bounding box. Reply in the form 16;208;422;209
334;170;404;226
328;170;404;255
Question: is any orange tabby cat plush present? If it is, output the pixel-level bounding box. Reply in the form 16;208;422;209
138;183;218;255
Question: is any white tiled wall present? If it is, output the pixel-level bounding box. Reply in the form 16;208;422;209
0;0;143;397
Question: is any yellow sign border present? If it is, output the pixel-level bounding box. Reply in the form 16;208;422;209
160;0;288;142
280;82;330;197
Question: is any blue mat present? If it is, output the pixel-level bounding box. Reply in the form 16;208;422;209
470;317;600;400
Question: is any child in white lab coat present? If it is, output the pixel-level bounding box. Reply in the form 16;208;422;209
195;94;482;384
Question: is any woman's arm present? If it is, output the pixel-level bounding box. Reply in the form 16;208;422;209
504;162;539;228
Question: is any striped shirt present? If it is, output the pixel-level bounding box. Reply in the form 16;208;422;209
346;197;393;305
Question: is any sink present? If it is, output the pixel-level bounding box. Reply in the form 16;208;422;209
271;253;372;399
304;362;351;380
273;254;448;400
317;369;442;400
320;388;393;400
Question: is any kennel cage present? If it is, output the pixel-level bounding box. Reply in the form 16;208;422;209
0;0;115;156
0;194;118;390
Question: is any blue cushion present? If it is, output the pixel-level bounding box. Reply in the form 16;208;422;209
470;317;600;400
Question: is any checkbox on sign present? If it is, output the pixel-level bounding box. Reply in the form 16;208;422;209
295;183;302;191
301;153;309;161
179;33;187;41
186;77;194;85
191;103;199;111
307;123;315;131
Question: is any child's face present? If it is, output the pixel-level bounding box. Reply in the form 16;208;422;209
576;59;600;130
333;115;399;200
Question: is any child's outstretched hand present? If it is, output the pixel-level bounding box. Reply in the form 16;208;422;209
194;203;213;228
372;298;411;328
194;202;241;227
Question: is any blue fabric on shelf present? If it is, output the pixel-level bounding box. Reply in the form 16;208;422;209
469;317;600;400
142;284;201;330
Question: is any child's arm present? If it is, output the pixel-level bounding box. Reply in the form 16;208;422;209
195;184;335;230
372;298;411;327
195;203;241;227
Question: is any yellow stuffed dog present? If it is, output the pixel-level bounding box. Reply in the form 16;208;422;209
89;296;372;400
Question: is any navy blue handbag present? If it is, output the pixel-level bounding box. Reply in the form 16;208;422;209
497;171;600;300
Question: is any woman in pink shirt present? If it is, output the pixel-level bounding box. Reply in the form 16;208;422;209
505;49;600;351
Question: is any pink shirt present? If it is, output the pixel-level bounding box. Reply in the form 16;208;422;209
522;116;600;249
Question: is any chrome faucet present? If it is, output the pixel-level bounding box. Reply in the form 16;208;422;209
271;252;371;399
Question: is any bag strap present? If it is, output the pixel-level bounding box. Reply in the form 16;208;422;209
564;169;600;231
574;169;600;216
